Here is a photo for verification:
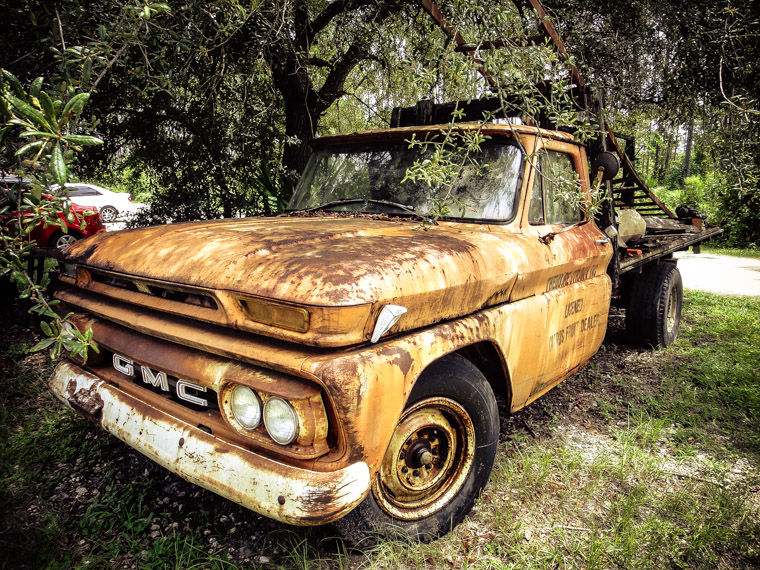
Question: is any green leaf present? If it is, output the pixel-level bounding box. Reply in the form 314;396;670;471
30;337;57;352
40;320;53;336
38;91;58;129
10;270;26;286
62;134;103;146
19;130;58;139
15;140;46;158
0;98;10;120
29;76;44;98
2;70;25;99
9;119;35;131
51;143;67;187
60;93;90;126
82;58;93;84
7;95;52;131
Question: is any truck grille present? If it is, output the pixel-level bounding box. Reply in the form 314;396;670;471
93;271;218;309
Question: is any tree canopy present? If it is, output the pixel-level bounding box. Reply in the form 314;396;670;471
2;0;758;245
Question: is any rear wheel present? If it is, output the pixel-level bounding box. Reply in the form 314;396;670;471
49;230;81;250
100;205;118;222
334;354;499;546
625;262;683;347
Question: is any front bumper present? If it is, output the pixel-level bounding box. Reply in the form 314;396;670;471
48;361;370;525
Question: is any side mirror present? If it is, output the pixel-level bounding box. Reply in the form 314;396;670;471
591;152;620;182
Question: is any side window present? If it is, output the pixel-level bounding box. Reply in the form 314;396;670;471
528;159;545;224
528;150;584;225
70;188;101;197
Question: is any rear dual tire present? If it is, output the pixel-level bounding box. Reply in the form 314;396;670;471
625;262;683;347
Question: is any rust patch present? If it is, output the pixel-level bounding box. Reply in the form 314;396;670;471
373;346;415;378
67;379;104;418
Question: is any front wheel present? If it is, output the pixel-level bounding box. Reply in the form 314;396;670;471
334;354;499;546
625;262;683;347
49;230;81;250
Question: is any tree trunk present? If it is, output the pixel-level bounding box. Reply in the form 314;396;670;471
282;99;318;176
654;142;660;178
682;119;694;182
645;148;650;176
663;137;671;172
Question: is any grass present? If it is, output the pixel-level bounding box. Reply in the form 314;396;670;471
1;290;759;569
701;245;760;259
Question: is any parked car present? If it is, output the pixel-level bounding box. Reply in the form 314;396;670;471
1;175;105;249
57;182;147;222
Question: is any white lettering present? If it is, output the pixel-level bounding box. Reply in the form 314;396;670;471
176;379;208;407
140;366;169;391
113;354;134;376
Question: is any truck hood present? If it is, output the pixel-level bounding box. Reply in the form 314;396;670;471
63;216;523;346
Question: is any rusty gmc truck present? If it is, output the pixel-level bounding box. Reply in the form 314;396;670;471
46;96;721;543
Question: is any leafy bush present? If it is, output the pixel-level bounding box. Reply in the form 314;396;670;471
1;70;99;359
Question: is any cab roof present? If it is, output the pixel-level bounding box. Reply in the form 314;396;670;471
312;122;577;149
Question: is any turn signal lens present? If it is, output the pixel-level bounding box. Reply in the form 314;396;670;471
238;297;310;333
230;385;261;430
263;397;299;445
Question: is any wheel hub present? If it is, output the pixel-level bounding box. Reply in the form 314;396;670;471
372;397;475;520
407;439;434;468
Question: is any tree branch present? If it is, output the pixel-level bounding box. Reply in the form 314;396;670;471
297;0;375;49
316;42;369;111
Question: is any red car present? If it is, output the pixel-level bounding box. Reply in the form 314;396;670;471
1;175;106;249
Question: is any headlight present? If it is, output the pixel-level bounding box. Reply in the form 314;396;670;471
263;397;299;445
230;385;261;430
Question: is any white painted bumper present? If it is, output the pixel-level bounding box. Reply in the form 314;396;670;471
48;361;370;525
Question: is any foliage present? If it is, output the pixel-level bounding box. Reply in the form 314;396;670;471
709;122;760;247
0;70;99;360
2;1;422;221
544;0;760;247
1;0;757;239
394;1;600;223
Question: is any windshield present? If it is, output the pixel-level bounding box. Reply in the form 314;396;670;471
288;139;524;221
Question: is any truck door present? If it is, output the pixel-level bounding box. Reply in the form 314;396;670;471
509;139;613;406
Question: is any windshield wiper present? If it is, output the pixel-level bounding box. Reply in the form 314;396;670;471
300;198;419;216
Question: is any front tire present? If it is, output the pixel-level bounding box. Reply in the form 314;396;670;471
334;354;499;546
49;230;81;250
625;262;683;347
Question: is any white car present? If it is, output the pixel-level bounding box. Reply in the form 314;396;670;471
61;183;147;222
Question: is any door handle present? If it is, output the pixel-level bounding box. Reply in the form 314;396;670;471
596;238;611;244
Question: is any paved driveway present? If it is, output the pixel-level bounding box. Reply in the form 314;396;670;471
675;252;760;297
